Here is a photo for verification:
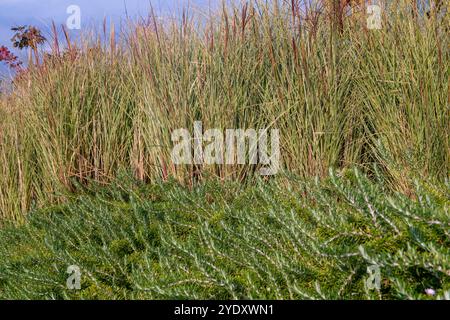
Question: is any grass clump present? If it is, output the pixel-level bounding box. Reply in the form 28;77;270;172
0;170;448;300
0;1;448;222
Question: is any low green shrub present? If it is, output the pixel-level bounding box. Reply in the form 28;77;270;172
0;170;448;299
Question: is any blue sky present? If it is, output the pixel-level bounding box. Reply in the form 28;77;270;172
0;0;215;75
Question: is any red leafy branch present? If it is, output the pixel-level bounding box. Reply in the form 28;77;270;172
0;46;22;70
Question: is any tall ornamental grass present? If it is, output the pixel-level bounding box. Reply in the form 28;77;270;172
0;0;448;222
